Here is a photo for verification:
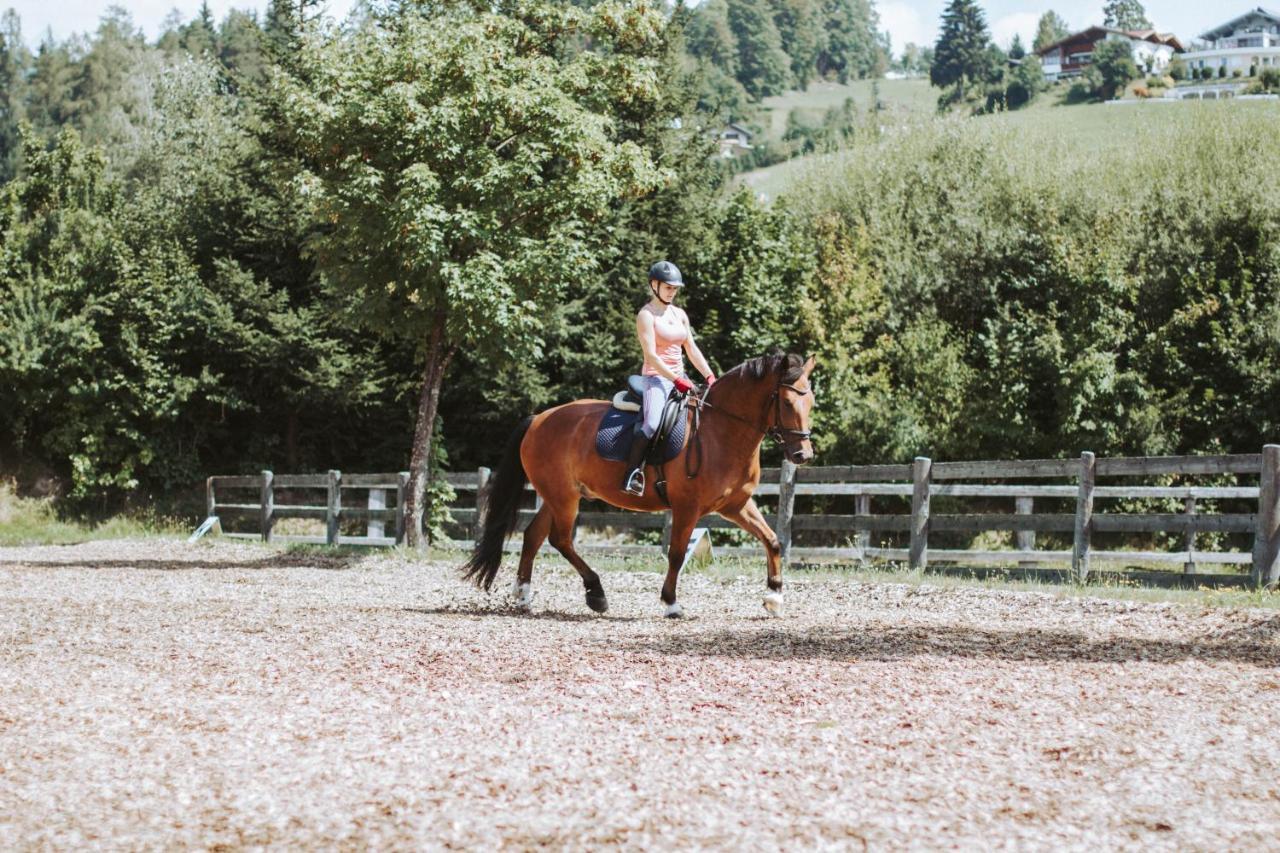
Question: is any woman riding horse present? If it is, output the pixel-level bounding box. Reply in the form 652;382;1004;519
624;260;717;497
462;330;816;618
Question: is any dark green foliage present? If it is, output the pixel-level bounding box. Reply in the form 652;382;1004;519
728;0;792;98
1093;39;1138;99
931;0;997;103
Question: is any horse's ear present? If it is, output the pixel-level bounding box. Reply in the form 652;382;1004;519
802;355;816;376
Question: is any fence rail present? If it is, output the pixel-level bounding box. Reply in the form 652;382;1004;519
194;444;1280;587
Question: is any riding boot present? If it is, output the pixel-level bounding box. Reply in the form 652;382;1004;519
622;432;652;496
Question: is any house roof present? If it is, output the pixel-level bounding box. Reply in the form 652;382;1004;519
722;123;752;138
1036;26;1185;56
1199;7;1280;41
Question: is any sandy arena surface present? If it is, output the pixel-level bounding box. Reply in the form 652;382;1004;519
1;538;1280;850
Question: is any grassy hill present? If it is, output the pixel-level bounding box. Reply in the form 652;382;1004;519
758;77;935;139
736;84;1277;202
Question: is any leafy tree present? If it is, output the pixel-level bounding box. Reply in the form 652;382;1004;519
931;0;995;103
1032;10;1069;54
1103;0;1152;31
271;1;670;544
685;0;739;76
0;10;30;180
819;0;886;83
1093;38;1138;99
770;0;823;89
728;0;792;98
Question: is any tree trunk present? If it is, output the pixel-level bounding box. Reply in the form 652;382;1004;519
405;316;455;550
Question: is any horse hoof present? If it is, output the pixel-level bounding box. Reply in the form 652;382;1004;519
762;592;784;617
586;591;609;613
664;602;684;619
511;581;533;611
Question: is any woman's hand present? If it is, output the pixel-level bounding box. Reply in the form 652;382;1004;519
705;373;716;386
674;377;694;394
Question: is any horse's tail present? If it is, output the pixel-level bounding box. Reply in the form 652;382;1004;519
462;415;534;591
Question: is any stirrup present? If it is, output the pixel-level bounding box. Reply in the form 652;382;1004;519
623;468;645;496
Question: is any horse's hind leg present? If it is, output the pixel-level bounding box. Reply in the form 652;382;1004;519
512;503;552;610
543;495;608;613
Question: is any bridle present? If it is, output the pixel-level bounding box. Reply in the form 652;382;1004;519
684;376;812;478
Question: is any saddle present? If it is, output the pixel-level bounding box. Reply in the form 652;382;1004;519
595;376;688;467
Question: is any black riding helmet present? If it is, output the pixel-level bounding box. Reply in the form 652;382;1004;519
648;260;684;287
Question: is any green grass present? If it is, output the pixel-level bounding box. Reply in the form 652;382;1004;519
738;90;1280;201
759;77;936;139
0;481;183;546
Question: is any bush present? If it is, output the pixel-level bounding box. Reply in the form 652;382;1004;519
1232;68;1243;78
785;109;1280;463
1260;68;1280;91
1168;57;1187;81
1218;65;1228;78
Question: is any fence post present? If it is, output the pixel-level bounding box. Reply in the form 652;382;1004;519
1016;496;1035;568
909;456;931;571
855;494;871;561
395;472;409;545
326;469;341;546
662;513;673;552
260;470;274;543
777;460;797;566
206;476;216;519
367;488;386;540
1183;496;1197;575
1072;452;1096;584
1252;444;1280;588
475;467;491;543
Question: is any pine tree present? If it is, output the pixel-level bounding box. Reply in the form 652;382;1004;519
1008;33;1025;60
930;0;993;101
1032;11;1070;53
1103;0;1152;31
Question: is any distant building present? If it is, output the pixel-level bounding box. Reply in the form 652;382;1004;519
1180;8;1280;77
715;123;753;158
1037;27;1184;82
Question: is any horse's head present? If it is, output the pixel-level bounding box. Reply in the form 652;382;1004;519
771;354;817;465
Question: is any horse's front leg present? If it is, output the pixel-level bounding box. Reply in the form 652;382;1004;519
719;498;785;616
660;507;701;618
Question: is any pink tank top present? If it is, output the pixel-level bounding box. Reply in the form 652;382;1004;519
642;306;688;377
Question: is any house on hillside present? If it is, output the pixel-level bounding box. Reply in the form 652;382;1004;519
1037;27;1184;82
1179;8;1280;77
715;123;753;158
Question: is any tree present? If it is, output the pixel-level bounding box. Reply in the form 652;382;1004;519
819;0;886;83
685;0;739;77
1032;11;1069;54
1008;33;1025;61
1103;0;1152;31
770;0;823;89
1093;38;1138;99
0;10;31;180
727;0;792;98
931;0;994;102
271;2;669;545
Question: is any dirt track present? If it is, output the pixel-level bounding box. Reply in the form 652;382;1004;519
1;538;1279;850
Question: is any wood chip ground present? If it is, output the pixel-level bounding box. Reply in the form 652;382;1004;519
1;538;1279;849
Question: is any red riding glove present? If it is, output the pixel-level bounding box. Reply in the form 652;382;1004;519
705;374;716;386
674;376;694;394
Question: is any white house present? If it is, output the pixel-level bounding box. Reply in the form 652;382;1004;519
1180;7;1280;76
716;123;753;159
1038;27;1183;82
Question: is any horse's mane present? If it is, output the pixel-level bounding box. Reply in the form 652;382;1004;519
720;351;806;386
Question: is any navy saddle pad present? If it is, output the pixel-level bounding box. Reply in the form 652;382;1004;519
595;405;687;463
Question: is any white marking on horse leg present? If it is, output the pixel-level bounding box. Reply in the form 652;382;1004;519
762;592;784;617
511;581;533;610
664;602;684;619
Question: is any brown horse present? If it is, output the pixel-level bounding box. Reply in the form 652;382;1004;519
461;352;816;617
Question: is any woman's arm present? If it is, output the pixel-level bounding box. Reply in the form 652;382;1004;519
681;312;715;382
636;310;682;382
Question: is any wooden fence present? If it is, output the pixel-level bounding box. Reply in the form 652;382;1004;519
196;445;1280;587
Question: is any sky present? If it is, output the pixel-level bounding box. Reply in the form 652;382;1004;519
2;1;1242;55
